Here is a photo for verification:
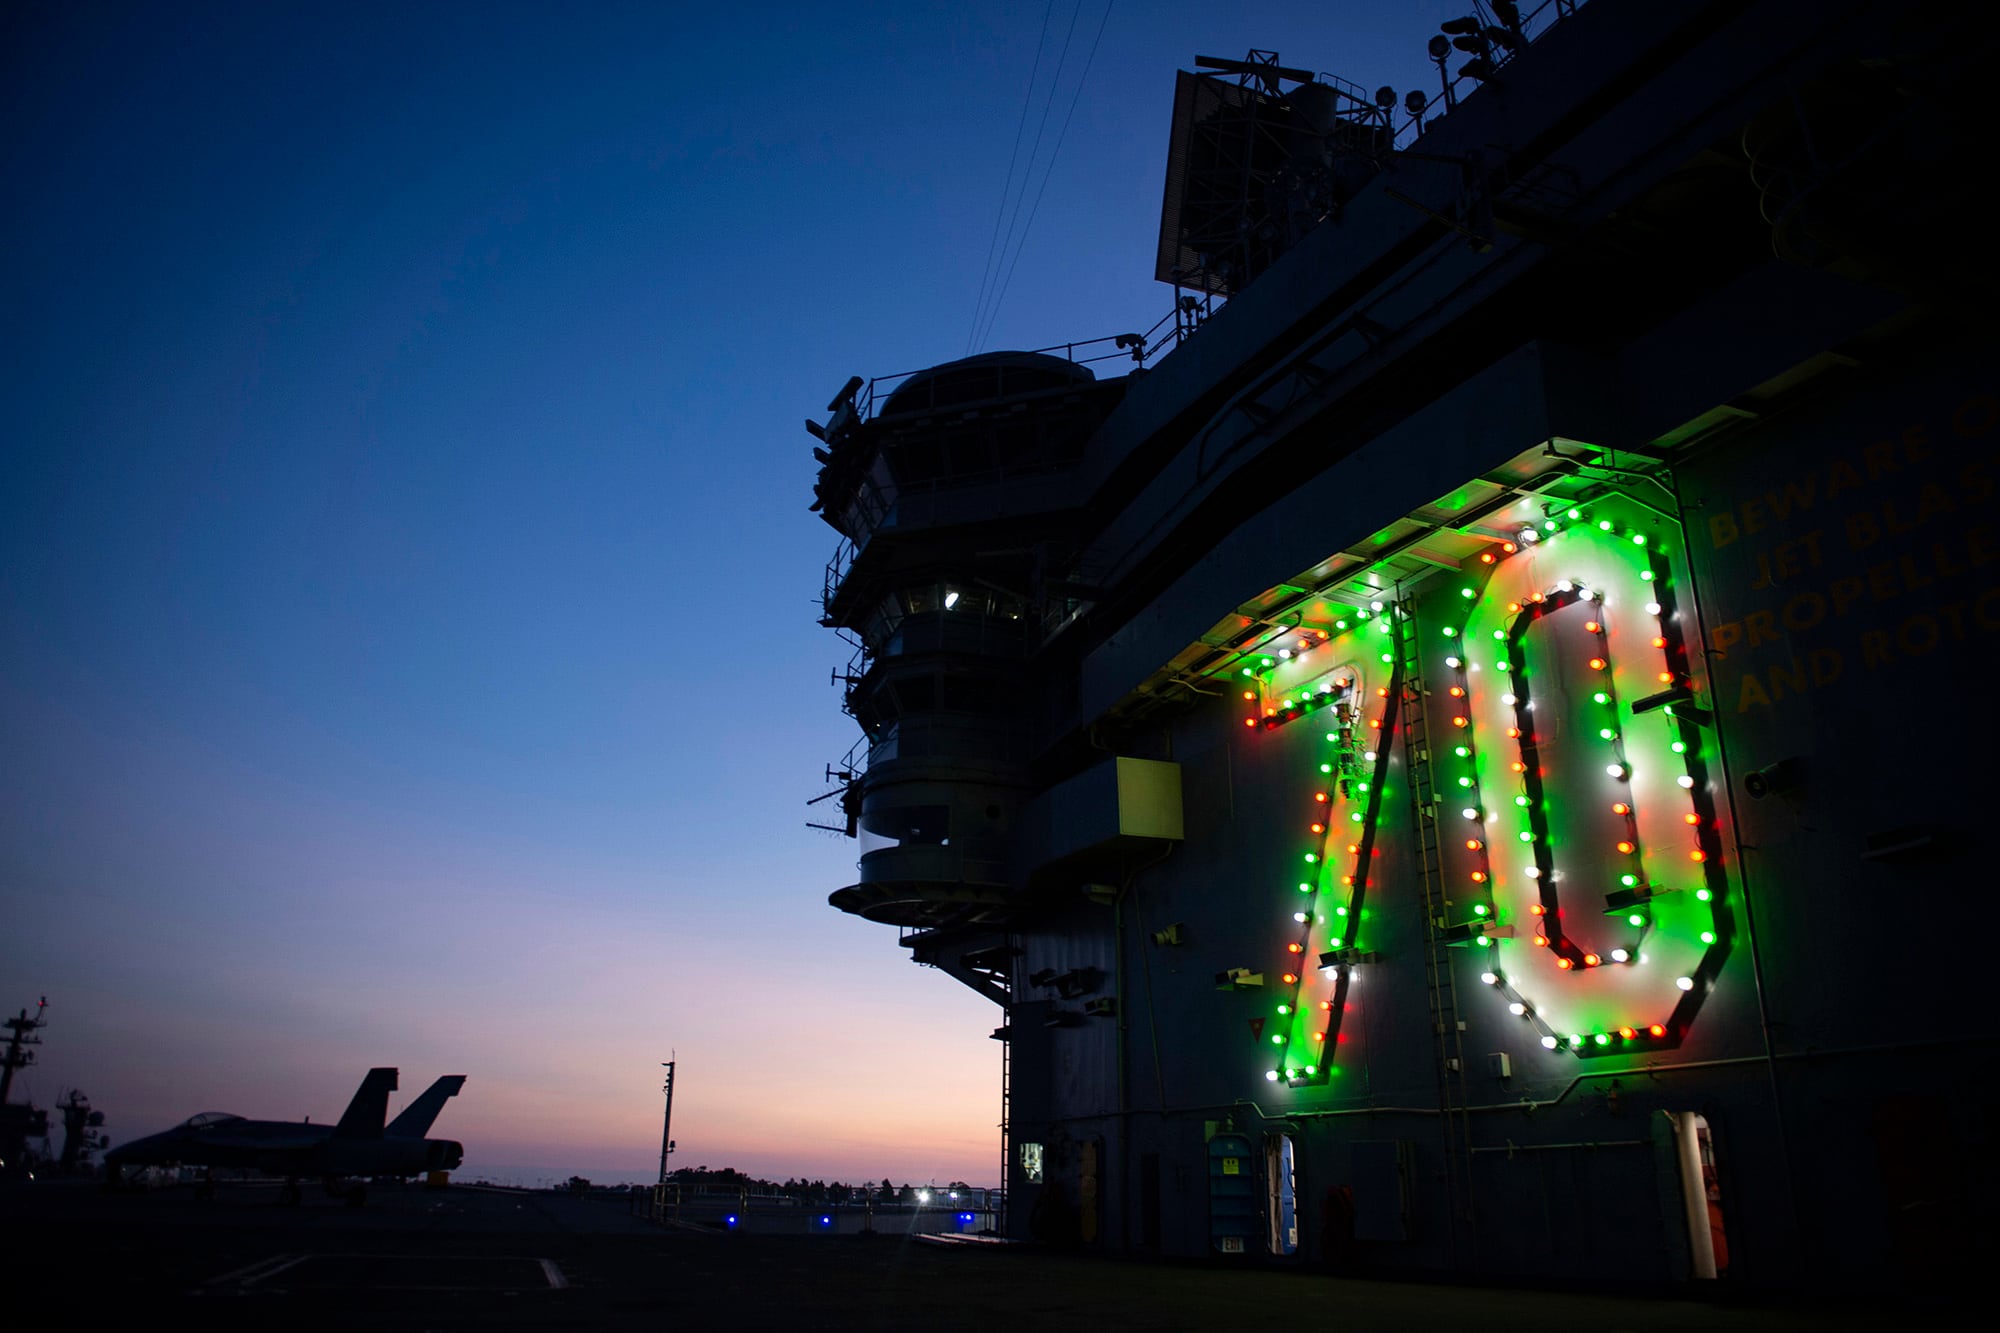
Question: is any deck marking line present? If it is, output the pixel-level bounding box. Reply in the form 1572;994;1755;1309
191;1251;300;1294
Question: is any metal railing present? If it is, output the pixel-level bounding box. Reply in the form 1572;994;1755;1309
850;297;1212;426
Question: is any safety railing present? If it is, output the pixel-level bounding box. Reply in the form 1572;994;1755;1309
850;296;1211;426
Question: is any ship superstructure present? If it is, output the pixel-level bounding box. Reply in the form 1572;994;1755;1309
811;0;1995;1290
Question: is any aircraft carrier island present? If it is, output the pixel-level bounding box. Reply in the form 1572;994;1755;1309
809;0;1997;1295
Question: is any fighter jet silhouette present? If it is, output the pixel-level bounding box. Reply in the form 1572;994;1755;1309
105;1068;464;1203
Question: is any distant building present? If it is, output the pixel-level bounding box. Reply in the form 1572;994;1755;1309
810;0;1994;1292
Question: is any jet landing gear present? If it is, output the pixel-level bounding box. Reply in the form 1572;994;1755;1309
323;1176;367;1207
279;1177;303;1206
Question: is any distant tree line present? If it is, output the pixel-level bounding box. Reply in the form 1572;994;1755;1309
658;1166;975;1204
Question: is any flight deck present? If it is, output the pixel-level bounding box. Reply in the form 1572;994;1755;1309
5;1177;1867;1328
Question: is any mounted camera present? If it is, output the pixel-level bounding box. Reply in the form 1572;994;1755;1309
1742;757;1802;800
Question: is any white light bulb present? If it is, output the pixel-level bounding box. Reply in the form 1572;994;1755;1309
1508;1002;1526;1016
1541;1035;1558;1050
1677;775;1695;789
1645;601;1662;616
1610;948;1629;963
1480;972;1498;985
1676;976;1695;991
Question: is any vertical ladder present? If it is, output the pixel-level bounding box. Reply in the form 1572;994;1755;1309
1396;597;1475;1264
998;1025;1011;1224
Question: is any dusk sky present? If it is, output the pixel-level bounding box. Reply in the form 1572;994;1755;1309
3;2;1454;1185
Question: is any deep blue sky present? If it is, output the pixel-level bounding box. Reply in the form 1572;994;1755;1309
2;1;1460;1182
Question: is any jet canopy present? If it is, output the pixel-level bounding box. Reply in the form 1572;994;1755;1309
180;1112;244;1129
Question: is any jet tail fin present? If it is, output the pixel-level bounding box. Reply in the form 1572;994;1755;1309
386;1075;467;1138
332;1067;399;1139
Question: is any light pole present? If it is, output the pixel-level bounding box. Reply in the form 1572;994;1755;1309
657;1060;676;1185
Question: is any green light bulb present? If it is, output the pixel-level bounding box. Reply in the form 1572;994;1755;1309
1493;629;1506;640
1593;691;1609;704
1518;830;1533;842
1700;930;1715;944
1473;903;1489;916
1628;913;1644;926
1599;728;1615;740
1696;887;1712;902
1304;853;1317;864
1567;508;1582;520
1304;1065;1316;1075
1621;874;1637;886
1454;746;1470;757
1271;1034;1283;1045
1276;1004;1291;1015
